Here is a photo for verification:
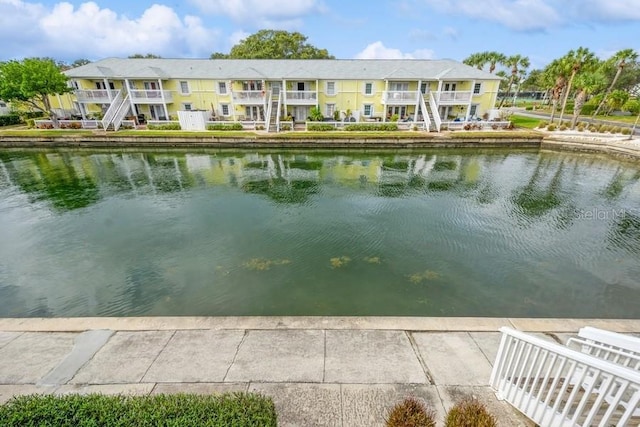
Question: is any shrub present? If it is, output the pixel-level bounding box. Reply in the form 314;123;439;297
308;106;324;121
621;128;632;135
206;123;243;131
25;118;35;128
385;397;436;427
0;393;277;426
537;121;548;128
559;124;567;131
623;99;640;115
589;125;598;132
525;105;533;111
390;114;400;122
0;114;22;127
307;123;336;131
577;125;584;132
444;398;497;427
598;124;608;133
580;104;596;115
612;126;622;134
546;124;556;131
256;125;265;130
345;123;398;131
280;124;291;131
148;123;182;130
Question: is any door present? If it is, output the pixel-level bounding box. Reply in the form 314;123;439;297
150;104;165;120
294;106;308;122
270;82;281;95
444;83;457;92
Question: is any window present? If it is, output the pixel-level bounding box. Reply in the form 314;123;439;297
364;82;373;95
218;81;227;94
326;81;336;96
420;83;429;94
128;81;137;89
242;81;262;91
180;81;190;94
95;81;114;90
444;83;457;91
221;104;230;116
325;103;335;117
389;82;409;91
182;103;192;111
473;83;482;94
469;105;478;118
363;104;373;116
68;80;79;89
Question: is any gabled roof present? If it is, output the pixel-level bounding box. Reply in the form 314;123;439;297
65;58;502;81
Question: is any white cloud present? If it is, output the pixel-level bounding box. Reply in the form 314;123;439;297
0;0;221;60
424;0;561;31
442;26;458;40
228;30;251;46
409;28;437;42
355;42;435;59
572;0;640;21
189;0;320;25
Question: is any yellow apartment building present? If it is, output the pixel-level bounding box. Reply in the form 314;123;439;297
51;58;501;132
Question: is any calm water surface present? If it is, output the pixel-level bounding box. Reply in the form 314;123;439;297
0;148;639;318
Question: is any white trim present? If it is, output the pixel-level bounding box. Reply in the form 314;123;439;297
473;82;482;95
363;104;373;116
220;103;230;116
363;82;374;96
325;81;336;96
182;102;193;111
179;80;190;95
218;81;228;95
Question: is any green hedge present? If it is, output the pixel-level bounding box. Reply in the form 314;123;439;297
147;123;182;130
345;123;398;131
206;123;244;131
307;123;337;131
0;114;22;127
0;393;277;427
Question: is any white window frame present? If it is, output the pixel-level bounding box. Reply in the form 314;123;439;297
182;103;193;111
218;81;227;95
364;82;374;95
363;104;373;116
473;83;482;95
179;81;190;95
220;104;230;116
420;82;429;94
128;81;137;89
325;103;336;117
326;81;336;96
469;104;479;118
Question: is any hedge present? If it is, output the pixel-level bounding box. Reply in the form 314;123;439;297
0;114;22;127
307;123;337;131
147;123;181;130
0;393;277;427
206;123;244;131
345;123;398;131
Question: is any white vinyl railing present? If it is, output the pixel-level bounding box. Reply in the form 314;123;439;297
232;90;266;103
129;90;173;102
75;89;119;103
285;91;316;103
111;94;131;131
428;92;441;132
490;327;640;427
418;92;431;131
384;91;418;103
101;90;123;130
437;91;472;103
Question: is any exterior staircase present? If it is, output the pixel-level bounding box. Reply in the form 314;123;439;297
101;91;131;131
266;92;281;133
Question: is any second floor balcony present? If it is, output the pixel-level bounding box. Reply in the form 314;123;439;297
232;90;266;104
383;91;418;104
75;89;120;104
129;90;173;104
437;91;472;104
285;91;316;105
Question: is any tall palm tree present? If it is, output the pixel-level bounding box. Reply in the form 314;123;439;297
498;55;530;107
485;51;507;74
558;47;596;123
570;71;606;129
542;58;571;123
593;48;639;116
463;52;486;70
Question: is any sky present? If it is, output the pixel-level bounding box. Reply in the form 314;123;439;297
1;0;640;70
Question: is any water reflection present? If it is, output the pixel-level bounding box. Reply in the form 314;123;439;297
0;149;639;318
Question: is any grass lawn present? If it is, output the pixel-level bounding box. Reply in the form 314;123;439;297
509;115;544;129
0;129;95;137
0;392;277;427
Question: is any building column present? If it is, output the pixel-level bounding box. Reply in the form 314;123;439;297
414;79;422;122
124;79;136;118
158;79;169;120
103;78;112;102
466;80;475;120
282;79;287;116
383;80;389;122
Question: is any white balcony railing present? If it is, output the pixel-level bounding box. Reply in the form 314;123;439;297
129;90;173;103
74;89;119;103
285;91;317;104
383;91;418;104
437;91;472;103
232;90;266;104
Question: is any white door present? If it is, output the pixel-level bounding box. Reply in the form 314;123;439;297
150;104;165;120
270;82;281;95
294;106;308;122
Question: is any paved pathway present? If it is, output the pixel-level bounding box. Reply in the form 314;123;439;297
1;317;640;426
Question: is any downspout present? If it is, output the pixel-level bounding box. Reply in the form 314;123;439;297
158;79;169;120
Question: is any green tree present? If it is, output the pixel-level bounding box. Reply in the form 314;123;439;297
606;89;630;113
593;49;638;116
210;30;334;59
498;55;530;107
0;58;70;127
462;51;505;73
570;71;606;129
542;58;571;122
558;47;597;123
128;53;162;58
463;52;486;70
71;59;91;68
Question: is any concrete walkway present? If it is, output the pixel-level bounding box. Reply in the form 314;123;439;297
1;317;640;426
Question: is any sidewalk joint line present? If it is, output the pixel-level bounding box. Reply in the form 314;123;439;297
468;331;493;366
0;332;23;351
322;329;327;383
141;330;175;383
405;331;434;385
223;329;248;382
339;383;344;427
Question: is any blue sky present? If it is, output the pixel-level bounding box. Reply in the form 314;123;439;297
1;0;639;70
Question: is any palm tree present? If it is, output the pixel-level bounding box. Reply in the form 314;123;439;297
498;55;530;107
570;71;606;129
593;49;638;116
463;52;486;70
542;58;571;122
558;47;596;123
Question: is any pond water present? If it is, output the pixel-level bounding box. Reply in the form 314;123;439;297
0;148;639;318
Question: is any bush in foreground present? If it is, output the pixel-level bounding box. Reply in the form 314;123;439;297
147;123;182;130
444;398;497;427
0;392;277;427
385;397;436;427
207;123;243;131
